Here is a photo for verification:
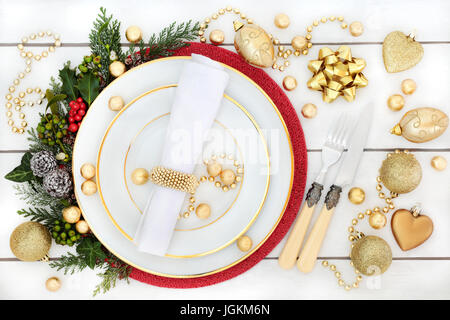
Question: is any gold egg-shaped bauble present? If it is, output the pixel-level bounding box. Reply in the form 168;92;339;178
233;21;275;68
391;107;448;143
10;222;52;261
379;151;422;194
350;235;392;276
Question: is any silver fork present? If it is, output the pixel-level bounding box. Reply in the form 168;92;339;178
278;115;351;269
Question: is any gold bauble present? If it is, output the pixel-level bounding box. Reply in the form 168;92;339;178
382;31;424;73
45;277;61;292
195;203;211;219
220;169;236;186
81;180;97;196
237;235;253;252
401;79;416;95
209;29;225;45
282;76;298;91
379;151;422;194
274;13;290;29
301;103;317;119
207;162;222;177
62;206;81;224
387;94;404;111
431;155;447;171
351;236;392;276
369;211;387;229
291;36;308;51
349;21;364;37
125;26;142;43
10;222;51;261
108;96;125;111
234;23;275;68
109;61;126;78
75;220;90;234
348;187;365;205
131;168;149;185
80;163;96;179
391;107;448;143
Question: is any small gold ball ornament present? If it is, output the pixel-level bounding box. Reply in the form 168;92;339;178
108;96;125;111
379;151;422;194
369;211;387;229
195;203;211;219
401;79;416;95
45;277;61;292
237;235;253;252
81;180;97;196
125;26;142;43
207;162;222;177
10;222;51;261
349;21;364;37
109;61;126;78
62;206;81;224
431;155;447;171
274;13;290;29
131;168;149;185
348;187;365;205
387;94;405;111
291;36;308;51
350;235;392;276
80;163;96;179
209;29;225;45
282;76;298;91
220;169;236;186
75;220;90;234
301;103;317;119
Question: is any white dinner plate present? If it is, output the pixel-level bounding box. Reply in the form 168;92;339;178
97;85;270;257
73;56;294;277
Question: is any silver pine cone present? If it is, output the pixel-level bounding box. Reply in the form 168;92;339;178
43;168;73;198
30;151;57;177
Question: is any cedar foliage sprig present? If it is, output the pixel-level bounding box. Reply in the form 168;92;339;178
17;207;62;227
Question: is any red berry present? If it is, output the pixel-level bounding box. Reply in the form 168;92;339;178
68;123;78;132
68;116;75;123
78;109;86;116
76;97;83;103
74;114;82;122
69;101;76;107
69;109;75;116
73;103;80;111
80;103;86;110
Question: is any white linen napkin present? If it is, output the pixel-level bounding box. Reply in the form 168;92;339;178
135;54;229;256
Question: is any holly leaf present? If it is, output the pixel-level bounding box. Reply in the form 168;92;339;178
59;65;79;102
76;238;107;269
5;152;34;182
76;72;99;106
45;89;67;115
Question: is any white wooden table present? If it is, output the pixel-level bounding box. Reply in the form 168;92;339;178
0;0;449;299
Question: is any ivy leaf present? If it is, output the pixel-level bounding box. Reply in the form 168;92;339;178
76;238;107;269
59;65;79;102
5;152;34;182
20;152;32;169
76;72;99;106
45;89;67;115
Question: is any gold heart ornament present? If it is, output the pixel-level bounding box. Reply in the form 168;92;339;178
391;208;433;251
382;31;424;73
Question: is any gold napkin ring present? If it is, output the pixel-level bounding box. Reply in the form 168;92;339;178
149;166;199;194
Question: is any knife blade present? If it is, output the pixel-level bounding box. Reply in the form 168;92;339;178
334;103;374;187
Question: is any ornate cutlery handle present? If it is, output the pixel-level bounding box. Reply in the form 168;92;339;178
297;185;342;273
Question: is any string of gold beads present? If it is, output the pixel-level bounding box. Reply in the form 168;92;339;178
6;31;61;134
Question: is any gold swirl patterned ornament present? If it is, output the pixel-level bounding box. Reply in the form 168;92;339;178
383;31;424;73
391;107;449;143
233;21;275;68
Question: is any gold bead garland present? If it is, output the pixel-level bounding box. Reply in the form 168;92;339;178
6;31;61;133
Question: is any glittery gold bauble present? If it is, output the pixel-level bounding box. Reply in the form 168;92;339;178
282;76;297;91
207;162;222;177
431;155;447;171
291;36;308;51
237;235;253;252
62;206;81;224
109;61;126;78
108;96;125;111
220;169;236;185
10;222;51;261
75;220;90;234
379;151;422;194
274;13;290;29
382;31;424;73
350;235;392;276
349;21;364;37
348;187;365;204
80;163;95;179
125;26;142;43
301;103;317;119
391;107;448;143
369;211;387;229
209;29;225;45
81;180;97;196
234;22;275;68
45;277;61;292
195;203;211;219
387;94;404;111
131;168;149;185
401;79;416;95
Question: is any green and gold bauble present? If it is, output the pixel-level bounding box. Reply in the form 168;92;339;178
10;222;52;261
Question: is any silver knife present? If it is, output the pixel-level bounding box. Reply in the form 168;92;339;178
297;103;374;273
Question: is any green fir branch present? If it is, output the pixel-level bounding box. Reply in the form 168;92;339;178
49;252;90;275
14;180;60;208
17;207;62;227
93;261;131;297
